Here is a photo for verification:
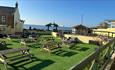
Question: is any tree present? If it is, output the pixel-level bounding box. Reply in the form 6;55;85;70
46;23;52;30
33;27;37;30
29;26;32;30
53;22;59;31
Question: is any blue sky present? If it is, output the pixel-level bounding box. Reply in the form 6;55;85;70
0;0;115;27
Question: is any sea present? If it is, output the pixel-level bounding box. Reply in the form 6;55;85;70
23;24;72;31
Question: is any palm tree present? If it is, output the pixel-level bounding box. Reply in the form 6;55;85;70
53;22;59;31
46;23;52;30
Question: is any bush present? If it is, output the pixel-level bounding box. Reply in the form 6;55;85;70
37;31;51;35
0;34;7;38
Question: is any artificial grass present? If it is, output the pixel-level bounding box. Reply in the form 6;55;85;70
0;38;98;70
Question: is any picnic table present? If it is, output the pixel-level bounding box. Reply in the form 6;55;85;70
42;40;62;54
0;47;32;70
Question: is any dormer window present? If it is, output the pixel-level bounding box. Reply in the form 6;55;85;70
1;16;6;23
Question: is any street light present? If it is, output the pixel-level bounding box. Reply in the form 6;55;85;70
60;24;64;37
81;14;84;25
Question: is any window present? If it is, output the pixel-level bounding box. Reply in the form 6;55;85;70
1;16;6;23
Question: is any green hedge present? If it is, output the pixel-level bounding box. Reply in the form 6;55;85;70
37;31;51;35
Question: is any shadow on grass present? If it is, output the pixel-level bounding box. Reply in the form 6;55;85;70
52;49;77;57
8;56;39;70
6;44;13;46
28;59;55;70
0;47;12;51
69;44;80;49
27;44;40;48
69;45;89;51
12;40;20;43
25;41;35;43
8;56;54;70
0;43;13;50
78;47;89;51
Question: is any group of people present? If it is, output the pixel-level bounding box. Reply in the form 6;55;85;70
92;35;111;46
98;35;111;42
62;37;79;44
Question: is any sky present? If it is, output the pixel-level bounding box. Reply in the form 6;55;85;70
0;0;115;27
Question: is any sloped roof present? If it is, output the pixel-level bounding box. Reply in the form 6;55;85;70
0;6;15;15
105;20;115;22
73;24;88;29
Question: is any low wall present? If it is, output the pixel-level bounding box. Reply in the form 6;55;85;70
64;34;99;43
52;32;102;44
93;28;115;37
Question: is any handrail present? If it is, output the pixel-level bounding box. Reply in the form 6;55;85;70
93;31;115;37
70;38;115;70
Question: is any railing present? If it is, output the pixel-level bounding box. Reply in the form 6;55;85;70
70;38;115;70
93;31;115;38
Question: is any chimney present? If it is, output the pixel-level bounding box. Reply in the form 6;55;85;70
15;1;18;8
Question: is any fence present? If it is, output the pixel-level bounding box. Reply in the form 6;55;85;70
70;38;115;70
93;31;115;38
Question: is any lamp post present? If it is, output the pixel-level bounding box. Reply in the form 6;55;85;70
60;24;64;37
62;25;64;36
81;14;84;25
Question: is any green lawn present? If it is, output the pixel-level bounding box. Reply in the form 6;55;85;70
0;38;98;70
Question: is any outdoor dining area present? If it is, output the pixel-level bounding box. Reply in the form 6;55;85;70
1;24;114;70
2;24;115;70
0;31;100;70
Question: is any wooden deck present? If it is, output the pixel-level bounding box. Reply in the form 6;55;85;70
110;53;115;70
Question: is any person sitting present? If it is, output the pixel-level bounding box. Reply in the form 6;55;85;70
7;35;11;40
20;39;26;47
62;37;67;43
70;38;77;43
29;35;35;42
56;43;62;48
66;37;71;43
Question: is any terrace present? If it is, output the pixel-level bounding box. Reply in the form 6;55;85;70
1;27;115;70
0;34;98;70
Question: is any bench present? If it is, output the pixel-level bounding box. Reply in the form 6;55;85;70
0;47;32;70
24;38;36;43
42;41;62;54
